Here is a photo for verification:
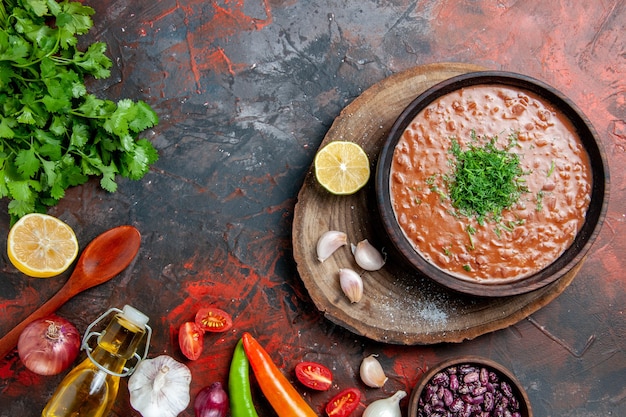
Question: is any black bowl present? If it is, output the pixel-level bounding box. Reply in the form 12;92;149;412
375;71;609;297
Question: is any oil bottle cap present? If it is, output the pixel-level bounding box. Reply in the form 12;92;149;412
121;305;149;329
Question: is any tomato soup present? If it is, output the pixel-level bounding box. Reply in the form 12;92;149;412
390;84;592;281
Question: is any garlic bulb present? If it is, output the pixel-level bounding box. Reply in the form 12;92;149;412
339;268;363;303
360;354;388;388
317;231;348;262
352;240;385;271
362;390;407;417
128;355;192;417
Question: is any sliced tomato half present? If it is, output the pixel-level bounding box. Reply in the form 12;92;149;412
295;361;333;391
178;321;203;360
195;307;233;333
325;387;362;417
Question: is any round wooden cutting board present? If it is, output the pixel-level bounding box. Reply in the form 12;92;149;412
292;62;584;345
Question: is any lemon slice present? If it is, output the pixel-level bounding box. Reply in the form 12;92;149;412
7;213;79;278
314;141;370;195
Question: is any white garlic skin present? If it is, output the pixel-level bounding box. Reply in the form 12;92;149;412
317;231;348;262
362;390;407;417
352;239;385;271
339;268;363;303
128;355;192;417
360;354;388;388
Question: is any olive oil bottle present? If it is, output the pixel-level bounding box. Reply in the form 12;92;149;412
42;305;151;417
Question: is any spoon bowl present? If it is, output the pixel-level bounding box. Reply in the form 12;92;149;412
0;225;141;359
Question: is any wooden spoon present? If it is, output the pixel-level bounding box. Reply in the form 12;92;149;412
0;225;142;359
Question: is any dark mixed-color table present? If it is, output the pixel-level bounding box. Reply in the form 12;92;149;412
1;1;625;416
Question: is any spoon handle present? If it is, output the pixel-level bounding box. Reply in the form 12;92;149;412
0;286;73;359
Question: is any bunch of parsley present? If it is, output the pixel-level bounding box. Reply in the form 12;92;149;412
0;0;159;220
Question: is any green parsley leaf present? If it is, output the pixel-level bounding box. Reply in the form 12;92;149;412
0;116;15;138
15;146;40;178
129;101;159;132
56;2;94;36
99;163;118;193
23;0;49;17
73;41;111;78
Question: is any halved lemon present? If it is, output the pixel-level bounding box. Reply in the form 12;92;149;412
7;213;79;278
314;141;370;195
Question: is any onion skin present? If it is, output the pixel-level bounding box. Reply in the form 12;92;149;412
17;315;81;376
195;382;229;417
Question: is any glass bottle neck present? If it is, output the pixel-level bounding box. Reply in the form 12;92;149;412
88;346;128;375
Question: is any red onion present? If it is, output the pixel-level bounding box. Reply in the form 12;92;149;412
194;382;229;417
17;315;81;376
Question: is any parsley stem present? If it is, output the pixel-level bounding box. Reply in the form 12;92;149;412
547;160;555;177
0;5;6;28
11;32;62;69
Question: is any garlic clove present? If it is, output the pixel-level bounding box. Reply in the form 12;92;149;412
317;230;348;262
339;268;363;303
352;239;386;271
360;354;388;388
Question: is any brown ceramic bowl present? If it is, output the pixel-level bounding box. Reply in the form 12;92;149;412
408;356;533;417
375;71;609;297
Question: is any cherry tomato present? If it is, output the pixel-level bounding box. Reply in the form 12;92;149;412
325;388;361;417
179;321;203;360
195;307;233;333
295;361;333;391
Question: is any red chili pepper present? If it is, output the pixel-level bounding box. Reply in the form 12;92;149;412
241;332;318;417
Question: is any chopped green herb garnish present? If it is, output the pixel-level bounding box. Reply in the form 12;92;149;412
463;264;471;272
536;190;544;211
511;219;525;228
466;224;476;250
425;173;447;201
447;132;528;223
547;160;555;177
430;185;447;201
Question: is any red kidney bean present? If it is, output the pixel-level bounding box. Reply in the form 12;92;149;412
479;367;489;385
416;363;524;417
464;371;479;383
450;398;464;413
443;388;454;406
449;374;459;391
484;392;494;411
473;385;487;396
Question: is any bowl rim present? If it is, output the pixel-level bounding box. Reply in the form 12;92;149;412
375;70;610;297
407;355;533;417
